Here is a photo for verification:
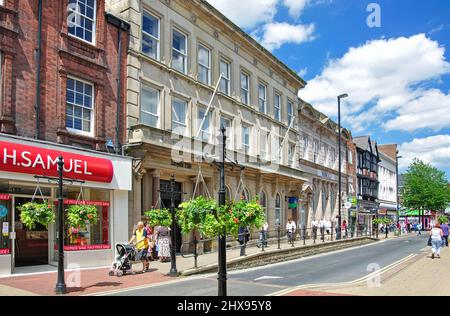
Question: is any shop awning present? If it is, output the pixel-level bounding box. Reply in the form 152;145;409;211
400;209;433;216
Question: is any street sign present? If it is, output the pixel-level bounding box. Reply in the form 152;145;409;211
344;202;352;209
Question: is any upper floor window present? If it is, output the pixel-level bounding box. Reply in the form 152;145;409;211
330;148;336;168
142;11;160;60
172;29;187;74
313;140;319;163
274;93;281;121
198;45;211;85
242;126;250;155
260;131;269;160
302;135;309;159
258;83;267;114
288;143;295;166
172;98;187;135
240;72;250;105
197;108;211;142
287;99;294;125
348;149;353;165
68;0;96;44
66;77;94;136
141;85;160;128
219;60;231;95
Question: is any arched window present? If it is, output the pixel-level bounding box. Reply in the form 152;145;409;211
259;191;267;219
242;188;250;201
225;185;231;203
275;193;282;225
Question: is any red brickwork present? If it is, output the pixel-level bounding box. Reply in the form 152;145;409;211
0;0;128;151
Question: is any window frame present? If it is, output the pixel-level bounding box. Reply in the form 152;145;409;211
313;140;319;163
67;0;97;45
258;83;267;114
287;99;294;125
172;28;188;74
348;149;353;165
240;72;250;105
219;59;231;95
197;44;211;85
302;135;309;159
140;85;160;128
66;76;95;137
242;125;251;155
171;97;188;136
142;10;161;60
288;143;295;166
273;92;281;121
197;107;212;143
260;130;269;160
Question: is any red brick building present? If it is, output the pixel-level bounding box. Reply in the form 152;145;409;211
0;0;129;151
0;0;132;276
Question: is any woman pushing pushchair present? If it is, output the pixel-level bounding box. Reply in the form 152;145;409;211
129;221;150;273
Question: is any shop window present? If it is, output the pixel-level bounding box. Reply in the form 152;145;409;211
0;196;11;255
58;187;110;250
275;193;282;225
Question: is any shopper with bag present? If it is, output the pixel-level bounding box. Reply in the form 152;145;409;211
429;223;443;259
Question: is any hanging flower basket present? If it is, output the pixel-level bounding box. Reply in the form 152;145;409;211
18;201;55;230
177;196;219;236
67;204;99;230
144;208;172;227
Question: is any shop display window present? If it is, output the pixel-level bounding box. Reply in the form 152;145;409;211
0;195;11;255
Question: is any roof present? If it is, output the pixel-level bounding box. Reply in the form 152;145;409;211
200;0;306;87
353;136;370;150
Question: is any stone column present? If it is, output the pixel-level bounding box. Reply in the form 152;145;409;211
151;170;161;208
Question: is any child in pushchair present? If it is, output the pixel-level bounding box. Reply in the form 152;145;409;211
109;243;138;277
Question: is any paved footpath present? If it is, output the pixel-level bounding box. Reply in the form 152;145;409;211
0;232;397;296
282;240;450;296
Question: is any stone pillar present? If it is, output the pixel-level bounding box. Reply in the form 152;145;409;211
131;172;143;234
151;170;161;208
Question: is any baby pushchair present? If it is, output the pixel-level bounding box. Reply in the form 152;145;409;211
109;243;138;277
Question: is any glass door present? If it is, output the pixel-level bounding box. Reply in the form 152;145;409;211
0;198;12;255
13;196;50;267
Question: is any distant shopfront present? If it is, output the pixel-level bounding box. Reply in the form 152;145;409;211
0;135;131;276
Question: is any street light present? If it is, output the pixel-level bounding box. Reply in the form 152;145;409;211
337;93;348;240
218;125;227;296
396;153;402;234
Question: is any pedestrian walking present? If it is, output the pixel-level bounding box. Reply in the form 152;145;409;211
286;218;296;243
238;226;250;255
417;222;422;235
342;220;348;238
319;218;325;241
257;222;269;248
155;225;171;262
325;218;332;240
129;221;149;273
311;217;318;240
440;221;449;247
429;223;443;259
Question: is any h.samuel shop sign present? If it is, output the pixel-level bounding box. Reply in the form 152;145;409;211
0;141;113;183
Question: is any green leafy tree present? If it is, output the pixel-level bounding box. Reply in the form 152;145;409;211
403;159;450;213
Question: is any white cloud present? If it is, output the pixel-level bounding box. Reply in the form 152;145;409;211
384;89;450;132
258;22;315;51
299;34;450;132
298;67;308;77
398;135;450;170
283;0;308;18
206;0;278;29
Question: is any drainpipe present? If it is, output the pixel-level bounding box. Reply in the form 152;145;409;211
105;13;130;154
35;0;43;139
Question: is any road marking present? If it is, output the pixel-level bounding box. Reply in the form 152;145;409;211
267;253;418;296
254;276;284;281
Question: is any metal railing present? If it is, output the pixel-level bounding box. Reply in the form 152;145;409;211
176;225;380;269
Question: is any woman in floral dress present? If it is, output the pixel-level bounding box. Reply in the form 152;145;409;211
155;225;171;262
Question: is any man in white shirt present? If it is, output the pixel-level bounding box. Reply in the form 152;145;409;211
286;218;296;243
311;218;319;239
319;218;325;241
325;218;332;240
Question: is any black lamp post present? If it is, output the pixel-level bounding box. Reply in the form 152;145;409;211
337;93;348;240
396;153;402;233
55;155;66;294
169;175;177;276
218;125;227;296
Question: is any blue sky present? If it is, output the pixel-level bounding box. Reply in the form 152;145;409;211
208;0;450;178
